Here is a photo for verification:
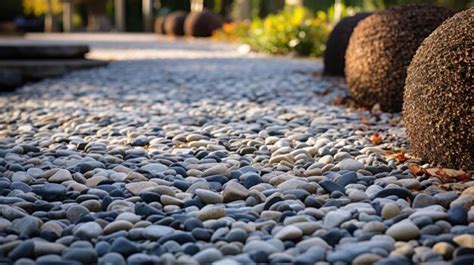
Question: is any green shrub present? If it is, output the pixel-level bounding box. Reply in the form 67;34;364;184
213;4;361;57
244;7;332;57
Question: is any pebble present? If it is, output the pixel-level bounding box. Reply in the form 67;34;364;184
319;180;345;194
127;253;161;265
338;159;364;171
243;240;279;254
142;225;175;240
37;183;66;201
382;202;400;219
432;242;454;259
353;253;383;265
9;240;34;260
48;169;72;183
33;242;66;256
109;237;140;257
386;220;420;241
66;205;90;224
62;248;98;265
0;218;12;232
296;237;331;251
223;181;249;202
73;222;103;240
197;206;226;221
203;165;229;177
293;246;326;264
453;234;474;248
116;212;141;223
99;253;126;265
274;225;303;240
324;210;351;228
448;206;468;225
225;228;247;243
193;248;223;264
195;189;223;204
336;172;358;187
413;193;438;208
103;220;133;234
12;216;42;237
125;182;157;196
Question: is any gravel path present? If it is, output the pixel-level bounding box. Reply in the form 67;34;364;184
0;34;472;265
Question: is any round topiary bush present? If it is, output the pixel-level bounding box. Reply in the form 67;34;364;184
345;5;454;112
184;10;223;37
154;16;167;35
323;13;371;76
403;8;473;170
164;11;187;36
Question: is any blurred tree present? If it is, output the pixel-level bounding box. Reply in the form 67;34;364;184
23;0;64;32
84;0;110;31
209;0;234;20
22;0;63;16
0;0;23;21
125;0;143;31
160;0;191;12
259;0;284;17
220;0;234;19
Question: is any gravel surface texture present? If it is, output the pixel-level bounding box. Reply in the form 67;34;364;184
0;34;472;265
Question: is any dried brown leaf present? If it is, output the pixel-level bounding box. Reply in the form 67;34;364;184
370;133;383;145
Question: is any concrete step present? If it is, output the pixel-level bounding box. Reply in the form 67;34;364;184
0;44;89;59
0;59;107;91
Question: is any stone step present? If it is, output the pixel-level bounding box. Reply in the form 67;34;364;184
0;59;107;91
0;44;89;59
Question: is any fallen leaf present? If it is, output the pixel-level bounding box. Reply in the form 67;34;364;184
425;167;470;183
395;151;408;163
409;164;424;176
370;133;383;145
384;149;408;163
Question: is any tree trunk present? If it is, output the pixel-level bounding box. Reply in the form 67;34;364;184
44;0;54;32
115;0;125;31
191;0;204;12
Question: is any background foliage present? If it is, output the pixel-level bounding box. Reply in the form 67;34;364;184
213;0;472;57
23;0;66;16
1;0;472;34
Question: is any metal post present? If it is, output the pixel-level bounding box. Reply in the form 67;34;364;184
62;0;73;32
142;0;153;32
115;0;125;31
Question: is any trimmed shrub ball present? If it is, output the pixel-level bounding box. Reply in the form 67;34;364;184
323;13;371;76
184;10;223;37
164;11;187;36
154;16;166;35
345;5;454;112
403;8;473;170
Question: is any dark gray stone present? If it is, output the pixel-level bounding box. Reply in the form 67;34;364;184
448;206;468;225
62;248;98;265
99;253;126;265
